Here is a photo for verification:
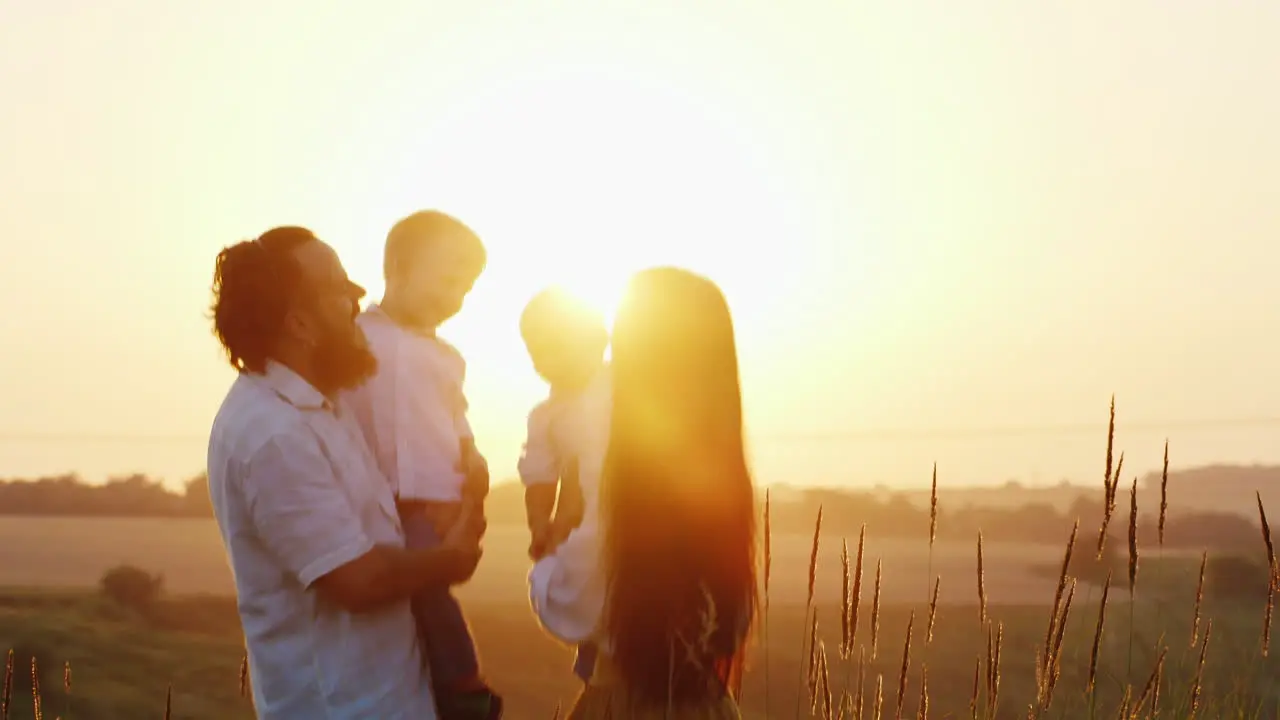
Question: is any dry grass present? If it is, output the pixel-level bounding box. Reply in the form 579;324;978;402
5;402;1280;718
766;398;1280;720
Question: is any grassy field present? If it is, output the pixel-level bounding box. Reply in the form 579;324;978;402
1;513;1279;719
0;518;1082;604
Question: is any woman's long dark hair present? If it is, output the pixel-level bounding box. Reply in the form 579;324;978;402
600;267;758;706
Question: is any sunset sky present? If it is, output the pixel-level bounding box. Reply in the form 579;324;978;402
2;1;1278;490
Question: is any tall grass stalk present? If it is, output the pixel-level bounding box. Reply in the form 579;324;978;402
1087;570;1111;719
1155;440;1169;647
763;489;772;716
1253;492;1276;711
976;533;987;631
851;527;865;653
1133;646;1167;718
916;665;928;720
2;649;11;720
872;674;883;720
968;657;979;720
1045;580;1075;712
1188;619;1212;719
28;658;41;720
1097;396;1118;561
811;640;832;719
807;614;820;702
841;540;851;662
924;578;939;652
62;660;70;720
926;465;937;627
1126;476;1139;682
987;622;1001;719
1038;521;1077;703
1258;491;1275;584
1190;552;1206;649
894;613;914;720
1257;492;1276;658
843;527;866;709
871;561;882;661
1078;399;1117;673
854;648;866;720
795;506;822;720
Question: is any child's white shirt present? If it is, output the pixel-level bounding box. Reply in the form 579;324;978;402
344;304;472;503
525;367;612;646
518;367;611;509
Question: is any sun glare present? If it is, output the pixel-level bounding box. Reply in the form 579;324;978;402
330;54;818;429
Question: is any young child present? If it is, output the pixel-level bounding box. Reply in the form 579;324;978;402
517;286;611;682
343;210;501;720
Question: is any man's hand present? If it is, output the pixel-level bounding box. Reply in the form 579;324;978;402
439;502;485;584
313;503;486;612
460;442;491;500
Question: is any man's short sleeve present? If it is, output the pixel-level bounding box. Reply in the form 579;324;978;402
243;431;375;588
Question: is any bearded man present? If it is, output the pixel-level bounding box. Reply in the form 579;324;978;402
205;226;484;719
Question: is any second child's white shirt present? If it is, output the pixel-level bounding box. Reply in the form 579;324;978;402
517;368;611;511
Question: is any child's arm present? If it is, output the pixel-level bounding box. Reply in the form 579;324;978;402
550;458;585;539
519;404;561;557
525;486;559;559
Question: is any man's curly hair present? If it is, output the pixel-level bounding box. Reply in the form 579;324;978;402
210;226;316;374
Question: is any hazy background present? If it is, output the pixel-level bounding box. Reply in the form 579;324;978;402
3;1;1279;489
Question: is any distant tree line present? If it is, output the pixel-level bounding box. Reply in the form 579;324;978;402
0;470;1267;555
0;473;212;517
773;485;1265;554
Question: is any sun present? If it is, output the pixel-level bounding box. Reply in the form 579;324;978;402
337;57;815;384
313;48;827;486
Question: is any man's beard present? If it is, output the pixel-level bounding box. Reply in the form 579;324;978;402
310;325;378;396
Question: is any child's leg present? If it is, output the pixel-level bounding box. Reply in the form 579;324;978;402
573;642;599;684
397;503;483;689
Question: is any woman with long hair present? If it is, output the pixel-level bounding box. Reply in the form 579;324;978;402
530;266;758;718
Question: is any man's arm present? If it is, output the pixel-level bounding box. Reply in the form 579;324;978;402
317;510;484;611
244;432;482;613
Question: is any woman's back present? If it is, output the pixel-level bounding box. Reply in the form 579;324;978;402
529;266;758;718
595;267;758;713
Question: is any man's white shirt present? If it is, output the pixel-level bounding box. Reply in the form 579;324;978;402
207;361;437;719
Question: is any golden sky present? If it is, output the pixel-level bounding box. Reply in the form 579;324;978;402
2;1;1279;489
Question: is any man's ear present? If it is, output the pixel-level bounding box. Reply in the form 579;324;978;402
282;306;314;347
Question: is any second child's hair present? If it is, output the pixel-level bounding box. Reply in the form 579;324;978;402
600;267;758;707
519;286;606;346
382;210;486;280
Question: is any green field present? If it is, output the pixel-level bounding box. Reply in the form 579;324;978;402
1;517;1278;719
